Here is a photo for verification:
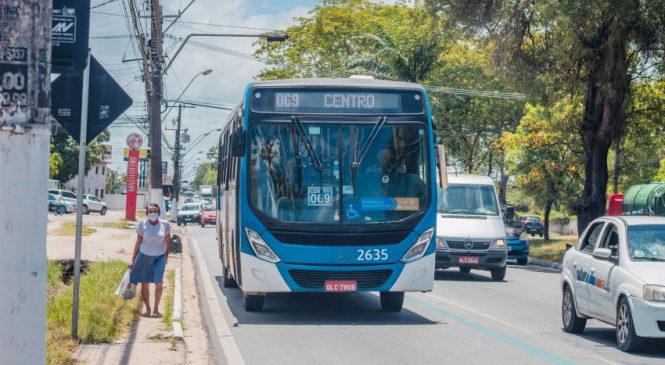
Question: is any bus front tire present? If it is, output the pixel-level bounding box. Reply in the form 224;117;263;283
242;293;264;312
380;292;404;312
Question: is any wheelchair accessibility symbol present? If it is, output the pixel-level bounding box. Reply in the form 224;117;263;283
346;204;360;220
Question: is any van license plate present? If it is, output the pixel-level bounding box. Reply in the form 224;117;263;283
324;280;357;292
459;256;479;264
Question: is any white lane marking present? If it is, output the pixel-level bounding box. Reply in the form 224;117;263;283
424;293;534;335
189;235;246;365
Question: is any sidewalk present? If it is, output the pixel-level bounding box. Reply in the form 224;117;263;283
47;210;211;364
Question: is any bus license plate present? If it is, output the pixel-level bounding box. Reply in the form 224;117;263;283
324;280;357;292
458;256;479;264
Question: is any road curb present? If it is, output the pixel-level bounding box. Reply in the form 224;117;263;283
172;266;183;341
527;257;562;270
187;234;245;365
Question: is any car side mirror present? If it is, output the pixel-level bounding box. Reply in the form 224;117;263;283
565;244;573;250
231;127;246;157
592;248;613;261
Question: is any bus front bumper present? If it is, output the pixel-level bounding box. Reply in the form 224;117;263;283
240;252;435;294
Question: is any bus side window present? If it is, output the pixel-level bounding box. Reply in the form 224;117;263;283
224;130;232;190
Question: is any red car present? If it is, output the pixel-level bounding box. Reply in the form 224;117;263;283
200;204;216;227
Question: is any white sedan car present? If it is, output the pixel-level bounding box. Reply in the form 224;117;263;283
561;216;665;352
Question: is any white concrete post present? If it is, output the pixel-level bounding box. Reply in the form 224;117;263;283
0;1;51;363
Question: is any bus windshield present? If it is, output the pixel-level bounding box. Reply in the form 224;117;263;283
249;119;430;224
437;184;500;216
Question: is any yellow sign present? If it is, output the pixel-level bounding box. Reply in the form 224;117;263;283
123;148;148;160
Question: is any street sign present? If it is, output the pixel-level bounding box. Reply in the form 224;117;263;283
51;55;133;143
123;148;148;161
126;133;143;150
52;0;91;73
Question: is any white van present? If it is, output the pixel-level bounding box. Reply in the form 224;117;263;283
435;174;508;281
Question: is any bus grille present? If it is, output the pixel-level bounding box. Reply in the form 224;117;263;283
288;269;393;289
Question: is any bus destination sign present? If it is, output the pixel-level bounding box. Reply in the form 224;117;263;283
251;89;424;114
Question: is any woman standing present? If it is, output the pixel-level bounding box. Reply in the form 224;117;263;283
129;203;172;317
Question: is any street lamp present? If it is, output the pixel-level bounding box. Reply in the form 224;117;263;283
162;68;213;122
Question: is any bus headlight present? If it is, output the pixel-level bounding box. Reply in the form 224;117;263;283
245;227;281;263
643;285;665;302
402;228;434;263
491;239;506;249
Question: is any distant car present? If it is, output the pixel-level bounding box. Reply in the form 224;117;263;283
504;215;529;265
523;216;544;237
48;189;77;213
177;203;201;226
561;216;665;352
199;203;216;227
82;194;107;215
48;193;68;215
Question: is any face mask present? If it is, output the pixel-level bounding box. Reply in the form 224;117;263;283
148;212;159;221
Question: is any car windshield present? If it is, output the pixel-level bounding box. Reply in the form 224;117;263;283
202;204;214;211
249;119;430;224
627;225;665;261
437;184;499;216
181;204;199;211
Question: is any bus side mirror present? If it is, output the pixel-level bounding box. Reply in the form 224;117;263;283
231;127;246;157
437;144;448;190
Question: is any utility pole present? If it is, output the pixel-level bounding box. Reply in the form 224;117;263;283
0;1;50;364
171;104;183;221
148;0;166;216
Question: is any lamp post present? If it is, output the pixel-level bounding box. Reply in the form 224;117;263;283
168;69;213;221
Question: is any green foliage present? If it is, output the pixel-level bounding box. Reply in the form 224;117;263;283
47;261;139;365
105;168;123;194
50;125;110;183
502;100;584;215
49;149;63;179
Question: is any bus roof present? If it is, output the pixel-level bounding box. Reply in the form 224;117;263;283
249;78;425;91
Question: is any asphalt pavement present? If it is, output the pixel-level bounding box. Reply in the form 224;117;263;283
185;225;665;365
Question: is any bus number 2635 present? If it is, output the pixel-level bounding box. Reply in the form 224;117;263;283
357;249;388;261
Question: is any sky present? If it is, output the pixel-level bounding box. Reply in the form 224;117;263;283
89;0;402;181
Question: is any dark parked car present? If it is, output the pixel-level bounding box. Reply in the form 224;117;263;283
522;216;544;237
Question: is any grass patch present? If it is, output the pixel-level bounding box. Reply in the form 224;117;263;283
98;220;131;229
162;270;175;327
135;211;147;220
529;237;578;263
54;221;97;236
47;260;140;365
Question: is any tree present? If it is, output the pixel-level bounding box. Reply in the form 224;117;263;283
502;101;584;239
256;0;415;80
50;125;110;183
433;0;665;231
105;168;123;194
49;147;62;179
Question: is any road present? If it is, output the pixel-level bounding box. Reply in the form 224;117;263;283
185;225;665;365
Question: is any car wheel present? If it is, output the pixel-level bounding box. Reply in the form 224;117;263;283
539;233;543;237
100;207;107;216
380;292;404;312
616;297;644;352
183;222;187;226
242;293;264;312
201;221;205;228
562;286;586;333
459;267;471;273
491;267;506;281
177;219;181;227
82;205;89;214
517;258;528;266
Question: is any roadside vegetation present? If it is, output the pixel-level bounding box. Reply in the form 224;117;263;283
529;235;578;263
54;221;97;236
162;270;175;327
47;260;139;365
97;220;131;229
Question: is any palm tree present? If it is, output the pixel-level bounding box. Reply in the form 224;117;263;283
346;24;445;83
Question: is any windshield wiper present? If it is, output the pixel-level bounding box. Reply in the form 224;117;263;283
633;256;665;262
290;115;322;172
351;116;388;171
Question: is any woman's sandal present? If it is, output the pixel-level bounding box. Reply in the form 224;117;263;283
152;311;162;318
141;311;151;317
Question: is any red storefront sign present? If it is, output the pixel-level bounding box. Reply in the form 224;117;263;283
125;149;140;220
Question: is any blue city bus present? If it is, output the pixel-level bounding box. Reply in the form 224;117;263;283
216;78;438;312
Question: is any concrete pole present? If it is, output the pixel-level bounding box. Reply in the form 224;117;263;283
170;104;182;222
0;1;51;364
148;0;165;218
